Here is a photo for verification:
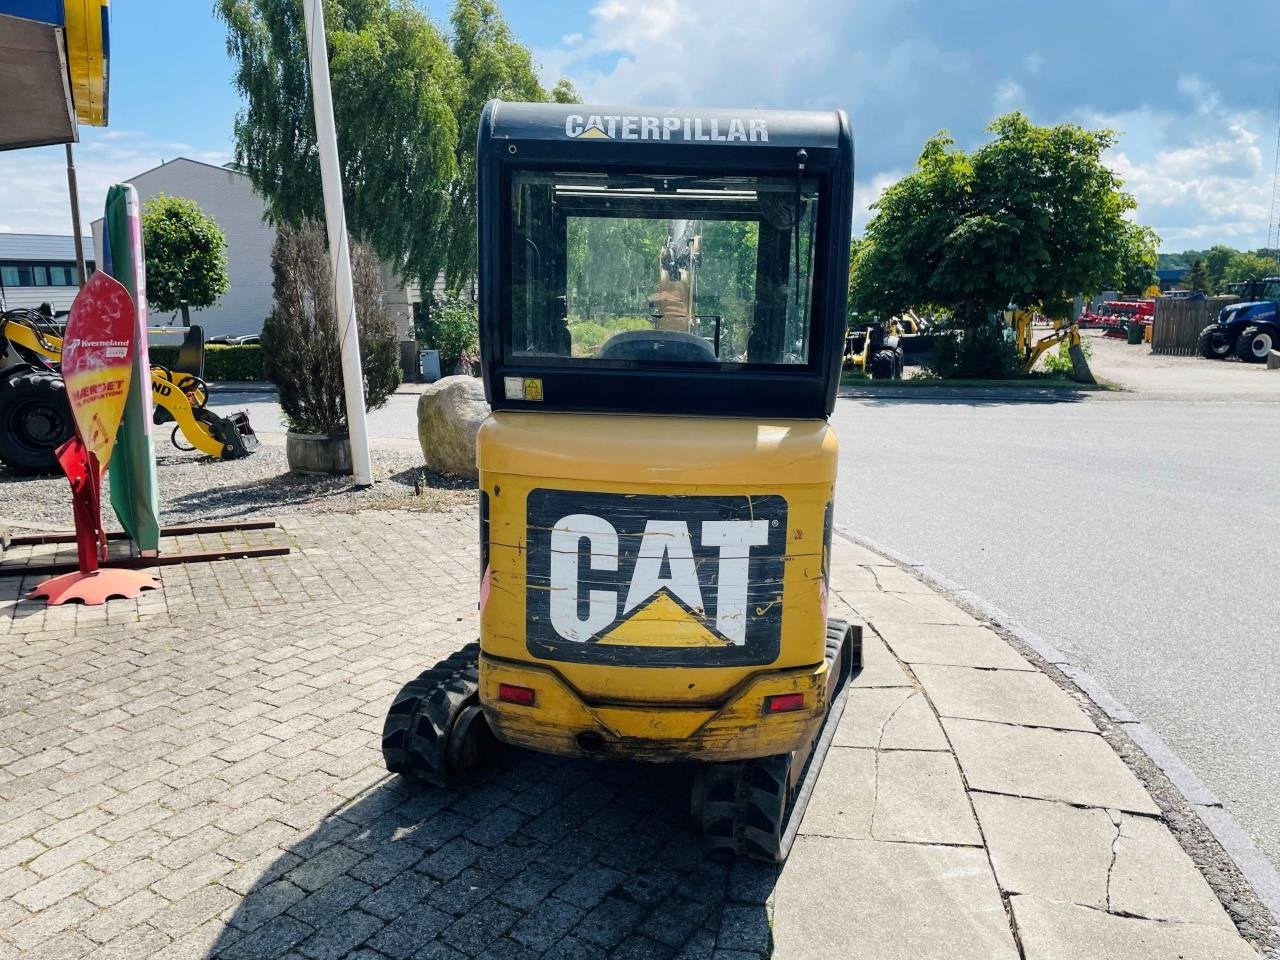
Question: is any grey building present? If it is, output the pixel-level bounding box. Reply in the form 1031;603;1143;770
0;233;94;314
89;157;419;340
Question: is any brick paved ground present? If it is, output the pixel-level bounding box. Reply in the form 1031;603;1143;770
0;511;778;960
0;508;1262;959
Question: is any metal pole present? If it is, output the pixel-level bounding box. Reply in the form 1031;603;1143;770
301;0;373;486
65;143;87;287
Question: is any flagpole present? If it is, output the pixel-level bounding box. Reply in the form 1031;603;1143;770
301;0;373;487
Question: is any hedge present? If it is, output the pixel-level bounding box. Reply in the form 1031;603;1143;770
148;343;265;382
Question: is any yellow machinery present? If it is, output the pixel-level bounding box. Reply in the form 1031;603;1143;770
0;308;257;472
382;102;859;861
843;312;924;378
1007;307;1087;375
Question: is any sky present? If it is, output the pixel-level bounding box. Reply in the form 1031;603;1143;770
2;0;1278;252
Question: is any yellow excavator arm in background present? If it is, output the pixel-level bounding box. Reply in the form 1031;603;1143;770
0;316;254;461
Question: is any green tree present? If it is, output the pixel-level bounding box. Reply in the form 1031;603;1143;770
1222;250;1277;285
1112;222;1160;293
1187;257;1212;294
442;0;578;290
140;194;229;324
852;113;1144;377
217;0;461;289
1204;244;1236;290
217;0;575;294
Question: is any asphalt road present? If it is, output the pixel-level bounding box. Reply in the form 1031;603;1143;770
213;377;1280;869
830;394;1280;869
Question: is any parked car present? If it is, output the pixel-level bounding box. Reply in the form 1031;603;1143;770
207;334;261;346
1197;278;1280;362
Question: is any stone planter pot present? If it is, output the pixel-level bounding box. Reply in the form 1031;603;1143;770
286;431;352;475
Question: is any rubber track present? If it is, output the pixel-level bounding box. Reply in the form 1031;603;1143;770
381;643;480;787
698;619;856;862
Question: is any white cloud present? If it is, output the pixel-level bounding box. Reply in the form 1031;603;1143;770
540;2;1280;252
0;130;229;235
1087;79;1275;249
854;170;905;233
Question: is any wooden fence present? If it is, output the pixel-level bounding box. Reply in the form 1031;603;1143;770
1150;296;1235;355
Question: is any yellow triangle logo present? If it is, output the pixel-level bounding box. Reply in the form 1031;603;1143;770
598;592;729;648
577;125;611;139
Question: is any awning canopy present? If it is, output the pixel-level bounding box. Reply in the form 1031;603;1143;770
0;0;110;152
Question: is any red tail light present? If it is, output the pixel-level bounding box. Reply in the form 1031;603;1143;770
764;692;805;714
499;683;536;706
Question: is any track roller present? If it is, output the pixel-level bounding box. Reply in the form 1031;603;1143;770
382;643;498;787
692;618;859;862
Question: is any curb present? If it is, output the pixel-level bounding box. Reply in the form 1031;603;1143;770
835;525;1280;928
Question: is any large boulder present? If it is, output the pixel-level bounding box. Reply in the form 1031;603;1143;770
417;375;490;479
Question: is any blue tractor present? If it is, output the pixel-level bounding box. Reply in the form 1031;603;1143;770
1198;277;1280;362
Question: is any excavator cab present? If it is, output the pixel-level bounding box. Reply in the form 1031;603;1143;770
383;101;856;861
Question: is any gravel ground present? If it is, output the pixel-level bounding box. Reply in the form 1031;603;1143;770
0;443;477;530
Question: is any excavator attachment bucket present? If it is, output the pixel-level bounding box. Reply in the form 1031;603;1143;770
205;408;259;459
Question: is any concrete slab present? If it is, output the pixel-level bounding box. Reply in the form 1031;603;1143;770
914;664;1096;732
835;689;948;751
773;836;1020;960
943;719;1159;815
1111;814;1235;930
1010;896;1258;960
862;564;935;595
880;690;950;750
798;747;875;838
873;751;981;846
840;589;981;627
831;539;896;567
850;630;913;689
873;621;1034;671
972;793;1116;908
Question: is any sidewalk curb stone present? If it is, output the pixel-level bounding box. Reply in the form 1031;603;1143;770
838;524;1280;930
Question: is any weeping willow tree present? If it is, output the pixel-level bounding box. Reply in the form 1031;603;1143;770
217;0;577;293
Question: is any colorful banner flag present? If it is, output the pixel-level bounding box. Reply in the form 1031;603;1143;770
61;271;134;469
103;184;162;556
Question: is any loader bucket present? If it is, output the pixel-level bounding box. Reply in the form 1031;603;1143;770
207;409;259;459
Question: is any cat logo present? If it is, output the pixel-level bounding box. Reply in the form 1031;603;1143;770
525;489;786;667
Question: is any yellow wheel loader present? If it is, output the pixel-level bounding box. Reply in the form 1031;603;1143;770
383;102;859;861
0;308;258;473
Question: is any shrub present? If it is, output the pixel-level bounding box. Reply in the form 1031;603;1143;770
149;343;265;381
261;220;401;434
1040;335;1092;378
925;321;1023;380
416;296;479;374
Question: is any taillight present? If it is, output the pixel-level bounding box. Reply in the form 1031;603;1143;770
498;683;536;706
764;692;805;714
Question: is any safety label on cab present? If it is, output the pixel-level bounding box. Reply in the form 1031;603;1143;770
525;489;786;667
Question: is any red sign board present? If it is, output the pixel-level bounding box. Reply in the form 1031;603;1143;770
60;270;135;471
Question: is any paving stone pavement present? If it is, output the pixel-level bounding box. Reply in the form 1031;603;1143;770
0;509;1263;959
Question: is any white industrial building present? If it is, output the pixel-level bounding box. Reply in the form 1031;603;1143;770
0;233;94;314
87;157;420;340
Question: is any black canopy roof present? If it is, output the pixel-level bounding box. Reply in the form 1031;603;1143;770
482;101;848;153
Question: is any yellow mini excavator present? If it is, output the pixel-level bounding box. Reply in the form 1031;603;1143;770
0;307;258;473
383;101;859;861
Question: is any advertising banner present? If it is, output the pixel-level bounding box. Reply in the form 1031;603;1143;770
103;183;162;554
60;270;135;469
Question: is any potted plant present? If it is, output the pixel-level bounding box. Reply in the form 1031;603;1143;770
261;220;400;474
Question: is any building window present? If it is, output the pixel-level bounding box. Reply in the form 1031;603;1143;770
0;260;95;288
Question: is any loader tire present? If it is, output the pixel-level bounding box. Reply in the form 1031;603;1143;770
869;349;898;380
0;370;73;473
1235;326;1274;363
1197;325;1231;359
382;642;492;787
694;753;791;862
